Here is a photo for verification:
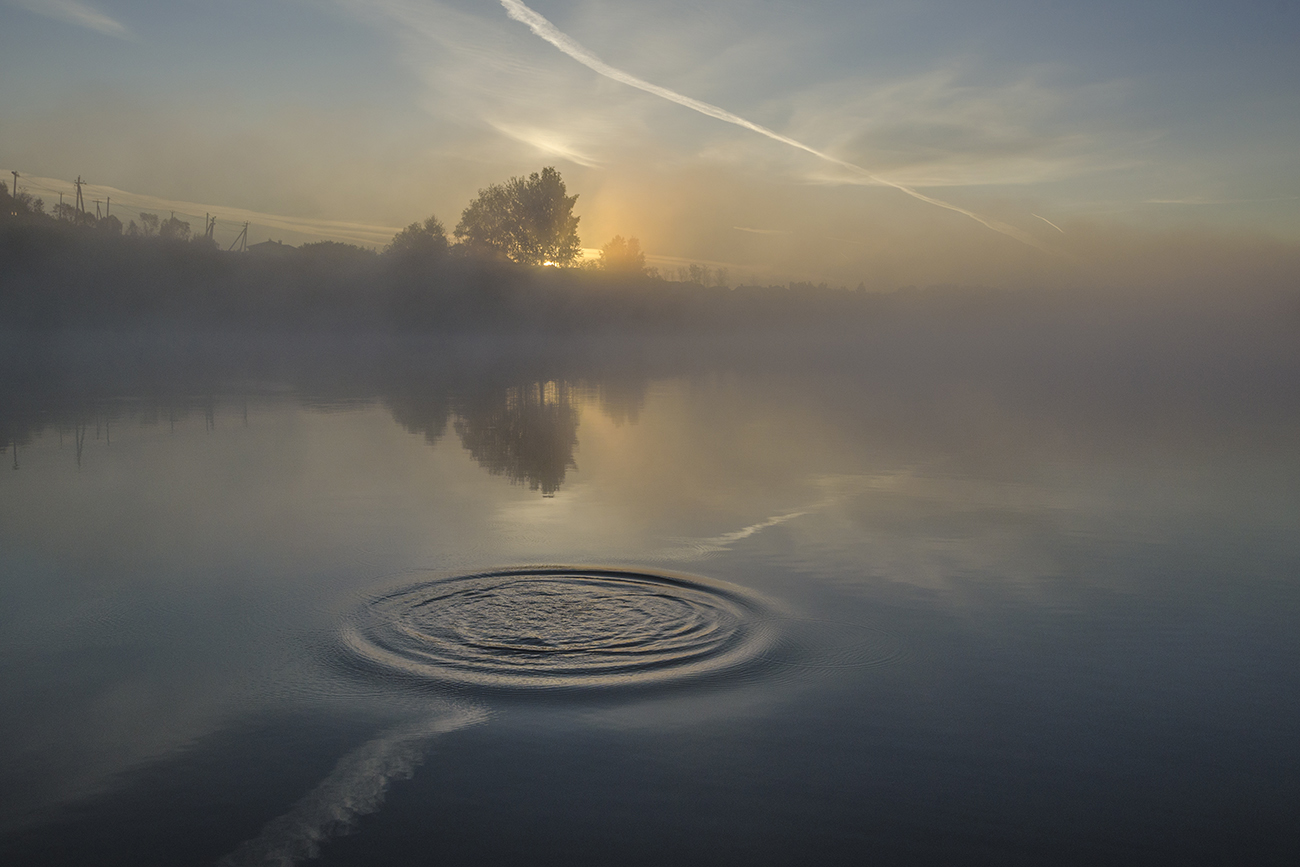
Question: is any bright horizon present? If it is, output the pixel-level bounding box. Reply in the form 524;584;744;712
3;0;1298;288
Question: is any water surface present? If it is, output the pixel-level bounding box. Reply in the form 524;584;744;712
1;331;1298;865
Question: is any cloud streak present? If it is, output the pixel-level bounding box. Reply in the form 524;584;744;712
9;0;129;38
6;172;402;247
498;0;1047;250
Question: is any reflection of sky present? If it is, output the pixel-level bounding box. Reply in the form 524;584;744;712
2;0;1297;283
3;367;1298;822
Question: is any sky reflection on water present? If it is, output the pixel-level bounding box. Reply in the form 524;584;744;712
1;332;1298;864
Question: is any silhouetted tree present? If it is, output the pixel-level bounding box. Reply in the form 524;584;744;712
454;167;580;266
385;215;449;260
50;201;95;226
159;215;191;241
1;181;45;218
137;213;160;237
599;235;646;275
301;240;377;261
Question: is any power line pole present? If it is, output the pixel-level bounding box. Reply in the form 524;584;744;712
74;176;85;216
227;221;248;252
94;199;102;220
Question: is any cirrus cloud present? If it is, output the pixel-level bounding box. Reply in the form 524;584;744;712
7;0;130;38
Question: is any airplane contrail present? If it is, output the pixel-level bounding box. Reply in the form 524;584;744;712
498;0;1047;251
1032;213;1065;233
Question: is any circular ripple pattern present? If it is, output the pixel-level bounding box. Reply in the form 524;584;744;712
341;568;780;691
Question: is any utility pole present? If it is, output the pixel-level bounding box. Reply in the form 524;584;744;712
95;200;102;220
228;221;248;252
74;176;85;216
106;196;110;217
205;213;217;239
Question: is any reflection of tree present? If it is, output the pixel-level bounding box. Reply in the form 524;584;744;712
454;381;579;497
2;343;648;495
385;390;453;445
1;419;34;470
593;376;649;426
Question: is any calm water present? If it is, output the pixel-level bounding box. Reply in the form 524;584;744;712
1;331;1298;865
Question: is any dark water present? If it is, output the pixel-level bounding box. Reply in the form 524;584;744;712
1;330;1299;865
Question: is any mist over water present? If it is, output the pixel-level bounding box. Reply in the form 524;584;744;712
1;309;1299;865
5;0;1300;858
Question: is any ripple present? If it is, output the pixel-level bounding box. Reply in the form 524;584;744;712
339;568;781;692
772;617;906;671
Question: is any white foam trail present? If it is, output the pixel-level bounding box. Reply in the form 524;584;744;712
710;510;808;546
218;706;487;867
498;0;1047;251
657;473;919;560
659;509;808;560
1032;213;1065;233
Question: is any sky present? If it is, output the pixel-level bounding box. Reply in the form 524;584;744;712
2;0;1298;287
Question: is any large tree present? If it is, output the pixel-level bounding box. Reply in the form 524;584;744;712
454;167;581;266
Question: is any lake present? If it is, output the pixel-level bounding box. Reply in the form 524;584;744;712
2;327;1298;865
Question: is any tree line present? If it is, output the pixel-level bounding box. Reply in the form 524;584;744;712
1;167;885;332
386;166;651;276
4;166;651;273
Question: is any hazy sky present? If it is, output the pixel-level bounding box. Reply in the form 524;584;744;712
3;0;1298;285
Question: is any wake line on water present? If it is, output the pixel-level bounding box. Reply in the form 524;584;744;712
658;473;922;560
661;510;808;559
218;707;487;867
498;0;1049;251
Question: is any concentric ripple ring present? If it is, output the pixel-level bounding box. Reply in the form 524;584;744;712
340;567;780;691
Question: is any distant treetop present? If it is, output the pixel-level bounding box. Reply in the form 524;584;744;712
386;215;449;260
600;235;646;275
